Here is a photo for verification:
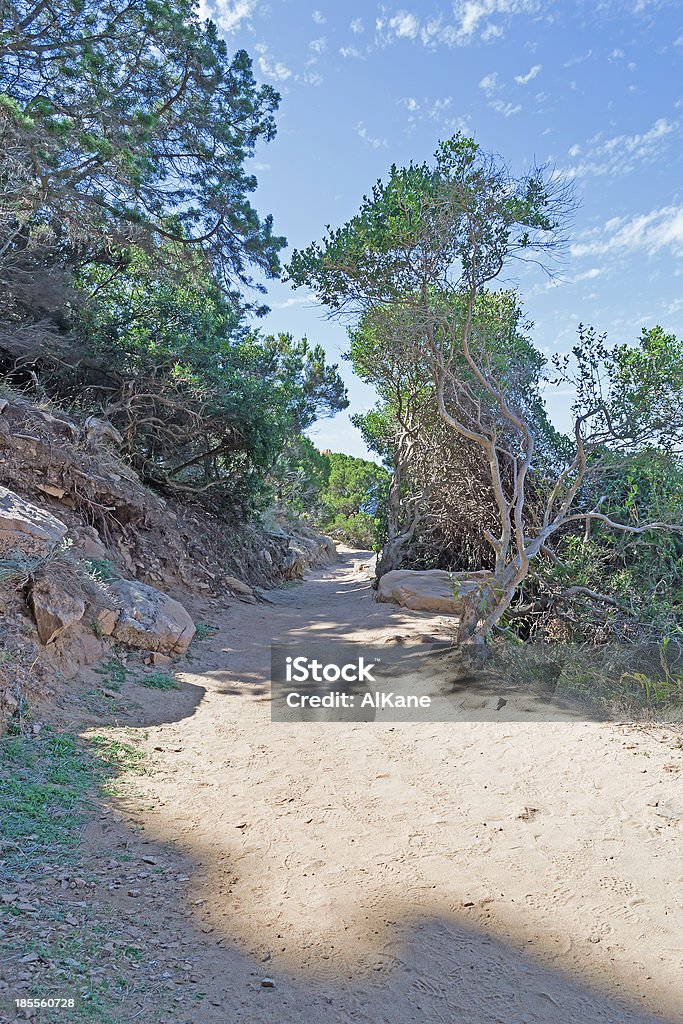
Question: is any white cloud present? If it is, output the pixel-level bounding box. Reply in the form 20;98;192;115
340;45;362;58
478;71;499;95
562;117;676;178
481;22;504;40
563;49;592;67
389;10;420;38
571;206;683;259
374;0;538;49
573;267;603;281
350;17;364;33
610;47;625;58
514;63;541;85
400;94;466;133
309;36;327;53
312;9;326;24
454;0;538;41
258;54;292;81
355;121;388;149
209;0;260;32
272;292;318;309
674;34;683;46
490;99;522;116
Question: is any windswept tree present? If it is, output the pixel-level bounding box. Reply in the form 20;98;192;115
288;135;683;642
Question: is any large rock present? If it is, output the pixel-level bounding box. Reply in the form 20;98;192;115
0;486;67;557
376;569;492;616
108;578;195;655
29;573;86;645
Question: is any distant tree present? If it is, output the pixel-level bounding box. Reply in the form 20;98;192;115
316;453;390;549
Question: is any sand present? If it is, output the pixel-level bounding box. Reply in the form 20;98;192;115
104;548;682;1023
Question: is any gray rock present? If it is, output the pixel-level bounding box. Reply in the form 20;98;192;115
376;568;492;616
109;578;195;655
29;573;86;645
486;696;507;711
0;486;67;557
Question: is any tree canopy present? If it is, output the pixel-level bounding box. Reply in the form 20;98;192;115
288;134;683;643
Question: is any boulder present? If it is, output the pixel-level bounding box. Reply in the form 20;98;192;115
376;569;492;616
29;573;86;645
108;578;195;655
0;486;67;557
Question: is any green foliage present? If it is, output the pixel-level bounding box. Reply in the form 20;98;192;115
271;434;332;513
0;0;285;299
0;1;348;524
288;133;568;312
0;732;97;863
0;730;173;1022
139;671;178;691
555;324;683;453
541;451;683;640
487;640;683;716
315;452;390;548
194;622;219;641
93;658;128;691
62;250;347;511
83;559;116;584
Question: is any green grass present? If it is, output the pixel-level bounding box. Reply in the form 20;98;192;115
194;621;218;641
92;658;128;691
0;729;170;1022
0;732;148;868
138;671;178;691
0;732;102;866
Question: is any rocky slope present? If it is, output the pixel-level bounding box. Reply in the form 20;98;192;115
0;392;335;732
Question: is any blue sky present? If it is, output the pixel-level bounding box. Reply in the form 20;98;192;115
200;0;683;460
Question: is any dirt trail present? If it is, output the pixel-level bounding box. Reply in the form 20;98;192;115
105;549;681;1023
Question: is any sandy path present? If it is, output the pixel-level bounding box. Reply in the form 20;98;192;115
119;549;681;1023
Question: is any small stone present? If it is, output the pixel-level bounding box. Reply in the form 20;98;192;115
127;889;142;898
260;978;275;988
487;696;507;711
37;483;66;500
150;652;172;666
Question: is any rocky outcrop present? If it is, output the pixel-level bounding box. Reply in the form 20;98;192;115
107;578;196;655
0;485;67;557
279;532;337;580
29;572;86;645
376;569;492;616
